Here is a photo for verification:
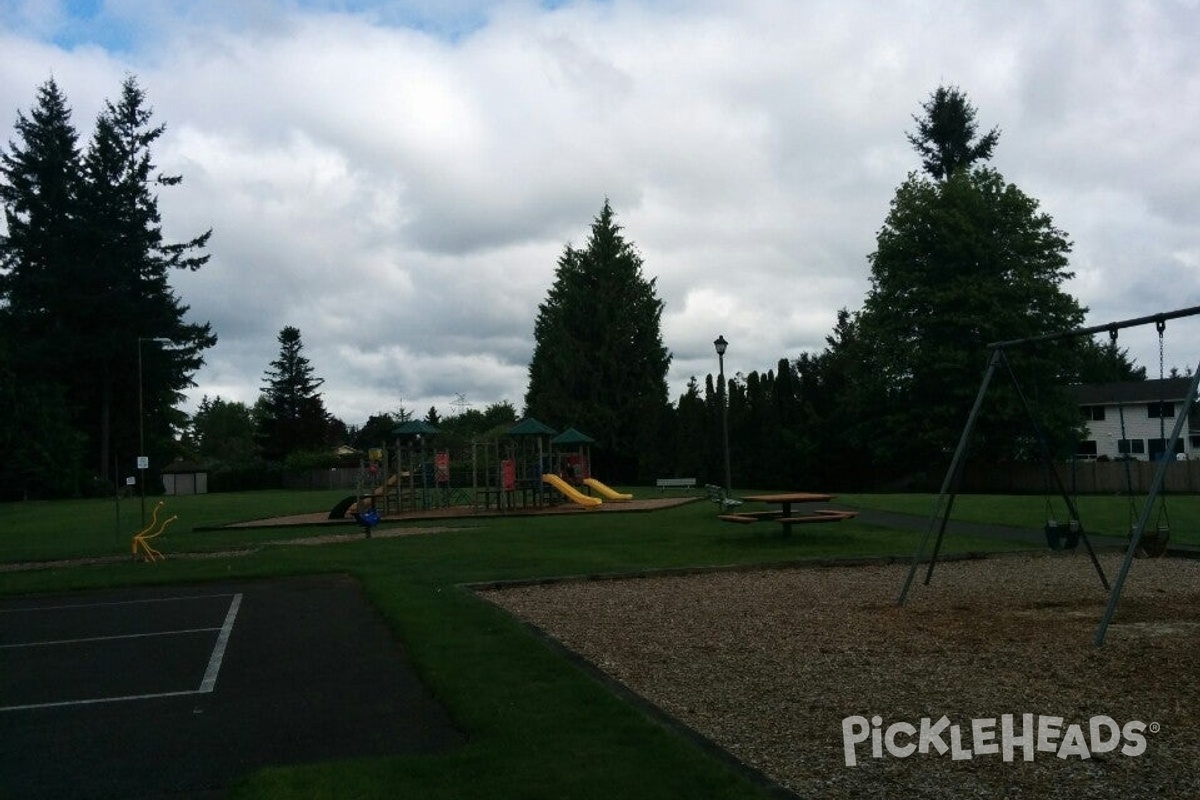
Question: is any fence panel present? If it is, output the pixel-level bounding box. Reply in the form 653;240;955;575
961;460;1200;494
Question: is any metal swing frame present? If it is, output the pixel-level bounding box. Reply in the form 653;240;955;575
896;304;1200;646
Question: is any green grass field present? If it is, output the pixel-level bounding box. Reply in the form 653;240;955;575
1;488;1192;798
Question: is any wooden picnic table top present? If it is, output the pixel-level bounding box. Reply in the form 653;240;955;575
741;492;834;504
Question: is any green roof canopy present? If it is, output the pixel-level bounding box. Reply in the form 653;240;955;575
393;420;441;437
551;427;595;446
505;417;557;437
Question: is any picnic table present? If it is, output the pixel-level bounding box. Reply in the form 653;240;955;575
719;492;858;536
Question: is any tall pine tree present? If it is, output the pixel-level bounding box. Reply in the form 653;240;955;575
78;76;215;481
905;85;1000;181
0;76;214;493
0;78;85;495
525;201;671;480
0;78;81;349
258;326;332;461
849;86;1089;474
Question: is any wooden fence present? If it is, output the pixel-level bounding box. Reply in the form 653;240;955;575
960;460;1200;495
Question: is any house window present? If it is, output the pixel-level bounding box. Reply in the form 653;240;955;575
1117;439;1145;456
1148;438;1184;460
1081;406;1106;421
1076;440;1098;457
1147;401;1175;418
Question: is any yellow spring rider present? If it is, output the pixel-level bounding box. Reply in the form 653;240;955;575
132;501;179;562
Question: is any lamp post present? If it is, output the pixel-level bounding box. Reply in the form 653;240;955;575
138;337;172;524
714;335;731;494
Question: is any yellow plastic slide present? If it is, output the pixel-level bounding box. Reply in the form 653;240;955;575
583;477;632;501
542;474;603;507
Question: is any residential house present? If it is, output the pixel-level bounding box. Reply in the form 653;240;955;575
1072;378;1199;461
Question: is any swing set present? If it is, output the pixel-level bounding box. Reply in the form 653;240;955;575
897;304;1200;646
1109;320;1176;557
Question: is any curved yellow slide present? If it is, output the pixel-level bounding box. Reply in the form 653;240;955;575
542;474;603;507
583;477;632;501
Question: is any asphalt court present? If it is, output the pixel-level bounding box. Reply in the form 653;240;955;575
0;575;464;799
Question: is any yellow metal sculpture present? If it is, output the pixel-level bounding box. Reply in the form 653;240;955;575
132;501;178;562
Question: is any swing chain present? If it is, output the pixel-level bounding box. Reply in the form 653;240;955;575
1157;319;1166;380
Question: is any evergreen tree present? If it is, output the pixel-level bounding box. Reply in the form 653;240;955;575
78;75;215;480
0;76;214;491
671;378;709;482
0;79;86;496
794;309;873;488
0;339;86;498
0;78;81;357
906;85;1000;181
258;326;331;461
1075;337;1146;383
850;88;1088;475
525;201;671;480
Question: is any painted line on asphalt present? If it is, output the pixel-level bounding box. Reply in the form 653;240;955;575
199;593;242;693
0;627;222;649
0;592;243;712
0;593;238;614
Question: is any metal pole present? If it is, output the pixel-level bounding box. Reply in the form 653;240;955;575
898;347;1001;605
720;350;731;494
138;338;146;526
988;304;1200;350
137;337;171;526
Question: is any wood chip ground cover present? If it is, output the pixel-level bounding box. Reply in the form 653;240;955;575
481;553;1200;799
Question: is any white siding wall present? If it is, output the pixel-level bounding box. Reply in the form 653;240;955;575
1082;402;1189;460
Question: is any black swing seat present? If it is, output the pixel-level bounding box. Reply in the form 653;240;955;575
1044;519;1080;551
1134;525;1170;558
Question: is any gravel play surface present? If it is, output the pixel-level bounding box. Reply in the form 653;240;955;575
482;552;1200;799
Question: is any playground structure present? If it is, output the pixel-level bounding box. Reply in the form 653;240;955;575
898;304;1200;646
328;418;630;522
131;501;178;562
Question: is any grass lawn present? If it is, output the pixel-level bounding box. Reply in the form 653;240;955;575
1;487;1181;799
841;492;1200;545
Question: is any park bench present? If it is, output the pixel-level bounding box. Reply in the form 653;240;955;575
656;477;697;492
705;484;744;512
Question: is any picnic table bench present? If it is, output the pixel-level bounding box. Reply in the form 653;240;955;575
719;492;858;535
656;477;697;492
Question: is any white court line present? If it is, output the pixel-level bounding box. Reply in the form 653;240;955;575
199;593;242;693
1;689;202;712
0;593;237;614
0;593;244;712
0;627;222;650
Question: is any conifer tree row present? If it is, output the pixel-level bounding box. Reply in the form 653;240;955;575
0;76;214;497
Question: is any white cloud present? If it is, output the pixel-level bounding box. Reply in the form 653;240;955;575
3;0;1200;427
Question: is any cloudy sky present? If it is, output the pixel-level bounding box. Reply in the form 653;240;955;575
2;0;1198;428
